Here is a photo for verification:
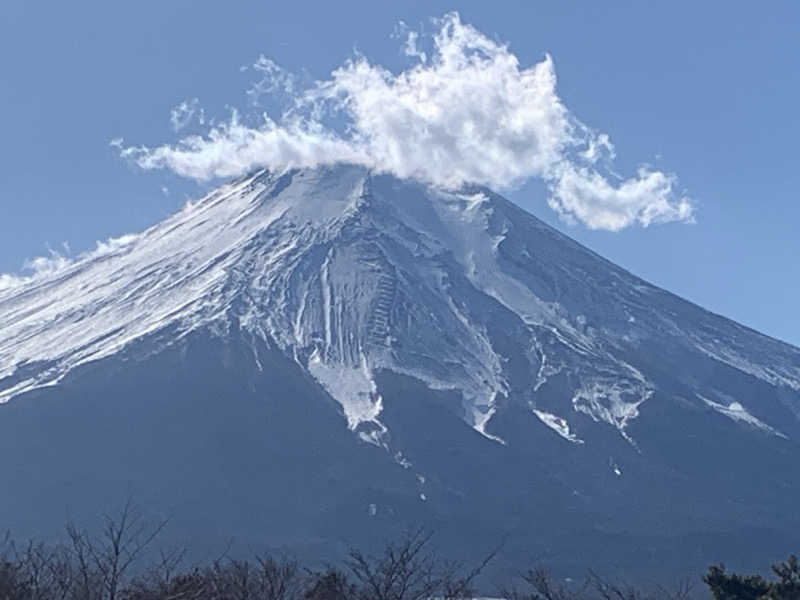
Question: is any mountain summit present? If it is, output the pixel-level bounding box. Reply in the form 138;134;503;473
1;165;798;577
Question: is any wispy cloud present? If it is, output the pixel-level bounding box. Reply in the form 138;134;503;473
0;250;70;293
170;98;205;132
0;235;140;294
246;55;297;106
119;12;693;231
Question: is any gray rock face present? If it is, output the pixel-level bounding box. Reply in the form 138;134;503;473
1;164;798;579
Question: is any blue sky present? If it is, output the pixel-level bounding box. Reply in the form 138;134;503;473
1;1;799;344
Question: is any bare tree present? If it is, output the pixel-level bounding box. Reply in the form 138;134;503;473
254;555;304;600
498;568;584;600
499;568;696;600
1;534;77;600
303;568;354;600
2;512;709;600
344;529;494;600
122;546;189;600
588;571;696;600
66;498;169;600
345;529;438;600
199;554;305;600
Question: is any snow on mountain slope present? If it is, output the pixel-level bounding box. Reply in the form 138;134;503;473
1;164;799;447
698;394;787;438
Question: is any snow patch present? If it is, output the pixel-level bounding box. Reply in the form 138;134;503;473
532;409;584;444
572;380;652;444
394;451;412;469
471;396;506;445
694;342;800;392
308;348;384;434
699;395;787;438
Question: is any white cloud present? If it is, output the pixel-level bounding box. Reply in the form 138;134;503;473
0;234;140;295
547;164;694;231
125;110;367;181
24;251;71;275
246;55;297;105
169;98;204;132
0;251;70;294
0;274;23;292
120;12;693;230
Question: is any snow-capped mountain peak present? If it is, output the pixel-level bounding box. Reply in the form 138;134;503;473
2;164;799;451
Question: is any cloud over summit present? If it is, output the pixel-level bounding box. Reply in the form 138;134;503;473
120;12;693;231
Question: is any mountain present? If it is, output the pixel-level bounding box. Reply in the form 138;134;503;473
1;164;799;580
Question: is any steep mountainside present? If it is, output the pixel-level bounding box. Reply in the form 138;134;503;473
1;165;798;578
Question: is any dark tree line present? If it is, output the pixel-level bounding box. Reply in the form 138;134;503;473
1;502;798;599
0;502;489;600
703;556;800;600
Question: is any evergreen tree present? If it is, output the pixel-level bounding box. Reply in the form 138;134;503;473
705;556;800;600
